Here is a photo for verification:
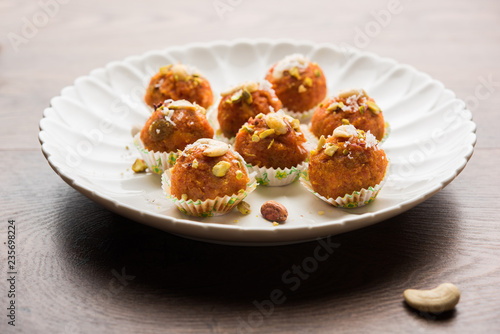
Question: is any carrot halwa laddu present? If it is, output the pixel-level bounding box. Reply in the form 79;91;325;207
145;63;213;109
170;139;250;201
217;81;282;139
265;54;327;113
308;124;388;200
311;89;386;141
140;100;214;153
234;112;308;169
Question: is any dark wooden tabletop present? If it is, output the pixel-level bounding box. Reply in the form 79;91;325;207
2;0;500;333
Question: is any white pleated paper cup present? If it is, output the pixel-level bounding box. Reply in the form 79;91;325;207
282;106;316;123
300;169;388;208
161;170;257;217
246;161;307;187
133;133;178;175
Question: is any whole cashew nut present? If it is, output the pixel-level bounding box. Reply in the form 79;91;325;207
404;283;460;313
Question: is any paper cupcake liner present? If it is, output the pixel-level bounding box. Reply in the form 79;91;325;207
300;168;388;208
246;161;307;187
282;106;316;123
161;170;257;217
133;133;178;175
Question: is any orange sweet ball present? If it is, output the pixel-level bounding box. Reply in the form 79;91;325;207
145;64;213;109
308;124;388;200
265;54;327;113
217;81;282;139
311;89;386;141
170;139;250;201
234;112;308;169
139;100;214;153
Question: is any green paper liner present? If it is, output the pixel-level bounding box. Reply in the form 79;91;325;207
133;133;178;175
380;121;391;145
299;167;388;208
246;161;307;187
161;170;257;217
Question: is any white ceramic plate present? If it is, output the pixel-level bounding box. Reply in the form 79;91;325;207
39;39;476;245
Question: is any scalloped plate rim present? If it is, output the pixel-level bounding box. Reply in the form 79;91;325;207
39;38;477;246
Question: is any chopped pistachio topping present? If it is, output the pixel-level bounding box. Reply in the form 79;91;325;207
231;90;243;102
327;103;339;112
298;85;307;93
317;135;326;151
255;113;264;119
367;101;381;114
236;170;244;180
265;113;288;135
324;144;339;157
242;125;254;133
181;194;188;201
338;89;365;100
289;66;301;79
132;159;148;173
267;139;275;149
159;65;172;74
192;159;199;169
242;89;253;104
359;105;365;114
252;134;260;142
212;161;231;177
303;77;313;87
237;201;251;215
338;102;345;109
342;149;349;155
221;81;259;96
342;119;350;125
314;69;321;77
259;129;275;139
291;118;301;131
168;103;199;112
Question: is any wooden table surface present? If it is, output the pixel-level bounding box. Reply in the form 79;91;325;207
1;0;500;333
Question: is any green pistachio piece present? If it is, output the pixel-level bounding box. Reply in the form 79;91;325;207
367;101;381;114
324;144;339;157
212;161;231;177
132;159;148;173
